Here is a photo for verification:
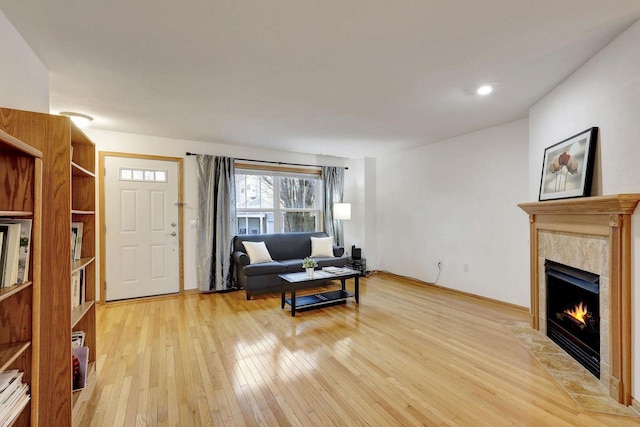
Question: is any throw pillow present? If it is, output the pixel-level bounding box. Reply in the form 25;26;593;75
310;236;334;258
242;241;273;264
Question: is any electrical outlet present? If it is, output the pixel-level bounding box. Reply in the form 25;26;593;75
463;264;469;272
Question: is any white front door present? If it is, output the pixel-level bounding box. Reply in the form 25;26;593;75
104;156;181;301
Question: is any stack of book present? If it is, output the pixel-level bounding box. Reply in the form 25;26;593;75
0;370;30;425
322;266;351;275
0;219;32;288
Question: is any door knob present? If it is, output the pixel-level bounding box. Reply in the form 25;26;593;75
167;231;177;236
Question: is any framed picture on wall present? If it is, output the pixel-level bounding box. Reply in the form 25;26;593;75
539;127;598;201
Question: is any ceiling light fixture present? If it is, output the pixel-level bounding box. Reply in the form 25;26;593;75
476;84;494;96
59;112;94;128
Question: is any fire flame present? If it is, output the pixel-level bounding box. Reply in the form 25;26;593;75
564;302;588;324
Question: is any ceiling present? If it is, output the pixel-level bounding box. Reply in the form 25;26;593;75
2;1;640;159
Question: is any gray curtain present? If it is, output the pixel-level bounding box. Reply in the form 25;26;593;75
196;155;237;291
322;166;345;246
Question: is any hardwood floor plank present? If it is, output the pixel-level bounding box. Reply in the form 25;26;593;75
74;273;640;426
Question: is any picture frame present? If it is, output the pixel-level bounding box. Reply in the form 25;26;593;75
539;127;598;201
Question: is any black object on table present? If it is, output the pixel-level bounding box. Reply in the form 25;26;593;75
280;268;360;316
346;257;367;276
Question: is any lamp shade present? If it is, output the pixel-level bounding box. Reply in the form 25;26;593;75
333;203;351;220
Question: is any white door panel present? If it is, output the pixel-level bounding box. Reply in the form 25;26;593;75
105;156;180;301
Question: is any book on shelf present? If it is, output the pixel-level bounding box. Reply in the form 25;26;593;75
0;369;29;426
72;330;85;349
0;372;24;406
71;221;83;261
71;269;86;309
0;219;32;284
71;270;82;308
0;232;4;285
80;268;86;306
0;371;20;396
70;228;76;261
72;346;89;391
0;227;11;288
0;390;29;427
0;223;21;287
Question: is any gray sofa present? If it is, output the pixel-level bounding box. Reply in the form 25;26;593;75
232;232;349;299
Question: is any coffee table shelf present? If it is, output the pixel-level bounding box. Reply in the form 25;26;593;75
284;289;355;311
280;268;360;316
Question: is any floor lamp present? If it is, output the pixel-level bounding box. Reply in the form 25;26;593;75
333;203;351;247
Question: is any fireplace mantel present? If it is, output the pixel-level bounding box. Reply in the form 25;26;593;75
518;194;640;405
519;194;640;216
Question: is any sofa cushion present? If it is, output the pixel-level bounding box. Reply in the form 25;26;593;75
280;259;305;273
310;236;334;258
315;257;350;268
242;241;273;264
243;261;286;276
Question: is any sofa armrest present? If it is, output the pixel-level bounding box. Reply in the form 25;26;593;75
332;245;345;257
232;250;250;266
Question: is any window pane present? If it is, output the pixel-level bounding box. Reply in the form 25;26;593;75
282;211;317;233
235;174;248;208
236;212;273;234
236;174;274;209
120;168;168;182
279;177;317;209
258;176;274;208
120;169;132;180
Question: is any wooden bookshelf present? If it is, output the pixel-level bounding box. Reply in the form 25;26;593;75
71;302;95;329
0;282;33;303
0;108;96;426
0;342;31;373
0;126;42;426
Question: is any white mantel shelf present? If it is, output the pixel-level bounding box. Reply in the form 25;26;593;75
518;193;640;406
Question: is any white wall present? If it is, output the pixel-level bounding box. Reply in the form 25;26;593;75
343;157;376;269
0;10;48;113
85;128;353;297
376;119;530;307
528;18;640;401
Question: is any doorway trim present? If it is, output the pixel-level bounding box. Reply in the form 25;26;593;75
99;151;185;303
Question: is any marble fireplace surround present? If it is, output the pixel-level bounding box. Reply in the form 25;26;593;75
519;194;640;406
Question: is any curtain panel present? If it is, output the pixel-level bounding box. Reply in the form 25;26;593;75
322;166;345;246
196;155;237;291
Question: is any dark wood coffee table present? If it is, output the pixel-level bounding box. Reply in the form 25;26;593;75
280;268;360;316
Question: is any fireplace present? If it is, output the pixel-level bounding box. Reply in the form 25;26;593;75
519;194;640;405
545;260;600;377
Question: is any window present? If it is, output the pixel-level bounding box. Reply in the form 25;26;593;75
235;167;322;234
119;168;168;182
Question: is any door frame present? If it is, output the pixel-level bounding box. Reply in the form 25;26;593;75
99;151;184;303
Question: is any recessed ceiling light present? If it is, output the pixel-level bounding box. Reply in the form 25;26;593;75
59;112;93;128
476;84;494;96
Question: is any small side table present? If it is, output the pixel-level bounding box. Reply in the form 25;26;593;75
346;258;367;276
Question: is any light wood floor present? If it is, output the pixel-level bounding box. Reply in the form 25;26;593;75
75;273;640;426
